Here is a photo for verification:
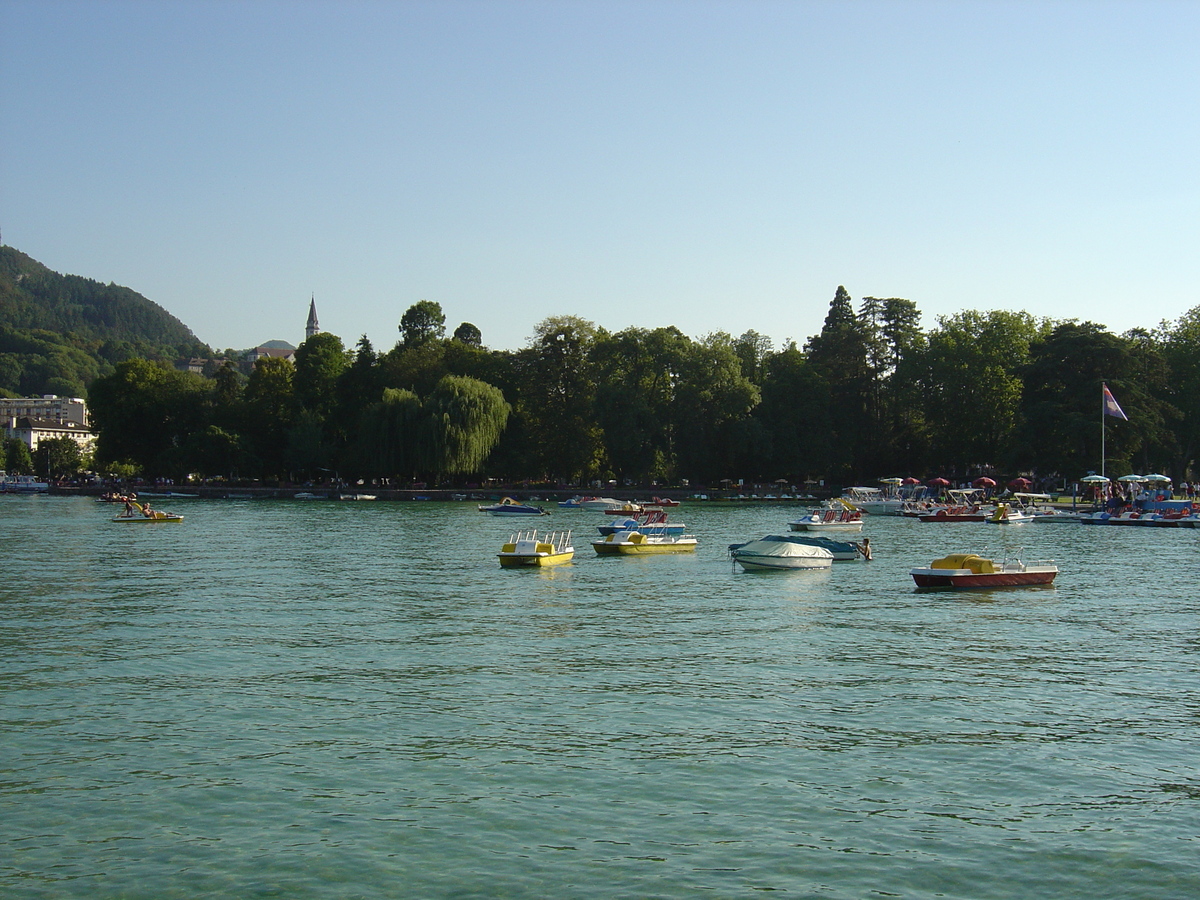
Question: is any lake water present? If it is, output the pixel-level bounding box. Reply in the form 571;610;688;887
2;495;1198;899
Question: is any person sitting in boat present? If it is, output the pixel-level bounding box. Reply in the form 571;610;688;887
141;502;155;518
855;537;872;560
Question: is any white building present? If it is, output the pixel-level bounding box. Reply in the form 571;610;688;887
5;416;96;452
0;395;88;427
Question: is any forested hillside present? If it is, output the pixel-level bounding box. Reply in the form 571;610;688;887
0;246;209;398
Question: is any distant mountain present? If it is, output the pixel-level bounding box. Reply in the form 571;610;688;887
0;245;210;398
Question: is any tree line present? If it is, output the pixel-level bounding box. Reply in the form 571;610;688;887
79;289;1200;488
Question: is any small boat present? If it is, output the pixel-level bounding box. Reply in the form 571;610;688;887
728;535;835;571
578;497;621;510
910;553;1057;589
597;509;685;536
340;493;377;501
602;503;645;516
787;501;864;532
592;529;697;555
293;492;326;500
479;497;548;516
737;533;864;561
498;530;574;567
650;496;680;507
918;506;987;523
557;497;583;508
112;500;183;523
987;503;1036;524
1;475;50;493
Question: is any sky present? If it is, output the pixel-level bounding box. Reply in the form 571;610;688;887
2;0;1198;354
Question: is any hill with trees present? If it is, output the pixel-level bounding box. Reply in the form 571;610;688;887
0;245;209;398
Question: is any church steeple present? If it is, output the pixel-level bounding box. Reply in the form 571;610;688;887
306;295;320;340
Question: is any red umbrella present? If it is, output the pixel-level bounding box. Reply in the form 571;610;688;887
1007;477;1032;488
927;477;950;487
901;477;921;485
972;477;996;487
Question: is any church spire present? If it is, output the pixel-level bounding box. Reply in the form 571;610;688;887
306;295;320;340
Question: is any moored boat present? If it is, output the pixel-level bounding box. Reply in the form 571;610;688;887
728;535;835;571
498;530;574;567
597;509;685;536
918;506;987;523
787;501;864;532
592;529;697;555
479;497;549;516
910;552;1057;589
987;503;1036;524
578;497;621;510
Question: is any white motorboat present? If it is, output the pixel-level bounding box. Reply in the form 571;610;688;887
729;535;834;571
788;501;864;532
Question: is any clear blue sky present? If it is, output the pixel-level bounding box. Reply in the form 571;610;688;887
3;0;1197;353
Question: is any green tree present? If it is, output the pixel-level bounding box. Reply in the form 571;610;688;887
1159;306;1200;479
88;358;212;476
804;287;872;481
673;333;761;484
359;387;424;479
919;310;1042;475
425;375;510;479
399;300;446;348
519;316;604;483
240;356;295;478
752;342;832;482
592;326;689;483
33;437;84;479
293;332;350;424
3;437;33;474
453;322;483;346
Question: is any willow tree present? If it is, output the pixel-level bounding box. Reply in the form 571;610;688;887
359;387;424;479
425;375;510;479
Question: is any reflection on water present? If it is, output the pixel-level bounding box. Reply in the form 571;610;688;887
2;496;1199;899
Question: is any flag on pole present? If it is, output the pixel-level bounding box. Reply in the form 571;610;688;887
1103;384;1128;420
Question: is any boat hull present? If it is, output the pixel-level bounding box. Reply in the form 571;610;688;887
910;567;1057;588
112;515;184;523
592;536;697;555
788;519;863;532
733;553;832;571
498;551;574;567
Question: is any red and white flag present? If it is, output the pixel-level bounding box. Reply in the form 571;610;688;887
1103;384;1128;420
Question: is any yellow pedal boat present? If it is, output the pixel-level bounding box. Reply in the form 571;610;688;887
498;530;574;567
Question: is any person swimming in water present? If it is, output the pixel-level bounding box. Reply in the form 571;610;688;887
855;537;872;560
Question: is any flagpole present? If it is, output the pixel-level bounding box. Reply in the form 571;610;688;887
1101;382;1106;480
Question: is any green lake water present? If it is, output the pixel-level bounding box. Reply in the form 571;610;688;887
2;495;1198;898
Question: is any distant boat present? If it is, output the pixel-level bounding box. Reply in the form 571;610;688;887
479;497;548;516
788;501;864;532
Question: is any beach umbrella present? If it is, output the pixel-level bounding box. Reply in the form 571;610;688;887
972;477;996;487
1143;473;1171;482
879;477;904;485
1118;474;1145;483
927;477;950;487
1007;477;1032;487
1080;475;1109;483
901;477;921;485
